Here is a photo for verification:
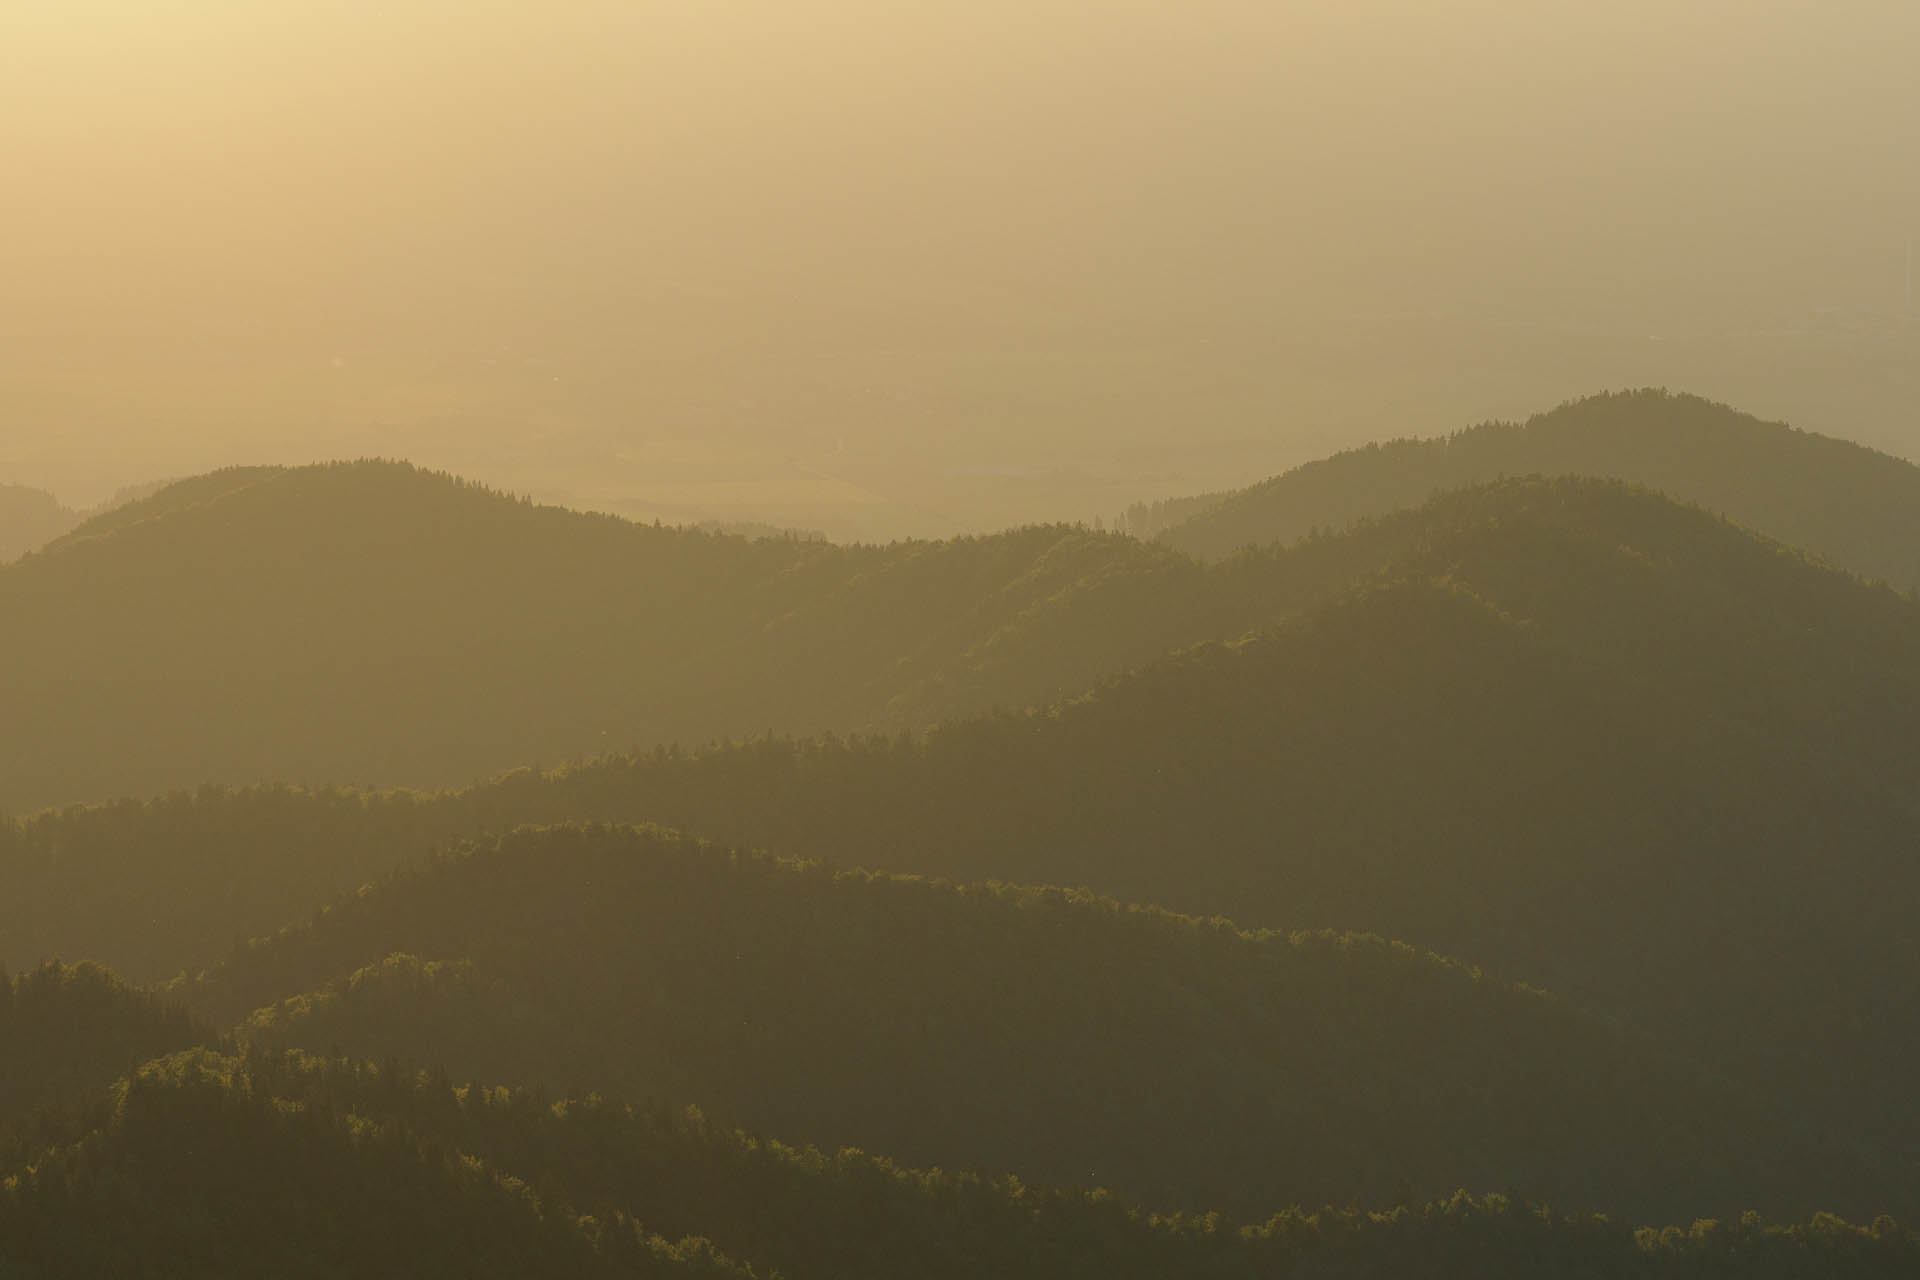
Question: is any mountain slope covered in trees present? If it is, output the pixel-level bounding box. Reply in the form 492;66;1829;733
0;472;1763;983
492;481;1919;1156
11;476;1920;1217
0;962;217;1171
13;478;1916;1174
9;452;1920;1267
1156;390;1920;588
179;822;1908;1225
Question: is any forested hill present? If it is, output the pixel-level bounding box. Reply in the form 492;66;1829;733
1155;390;1920;587
12;477;1920;1167
9;1046;1911;1280
15;478;1920;1183
0;472;1814;985
0;460;1396;814
493;481;1919;1160
0;483;76;564
188;822;1899;1225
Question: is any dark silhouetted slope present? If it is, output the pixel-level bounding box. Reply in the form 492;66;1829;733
9;1046;1908;1280
187;823;1902;1225
1159;390;1920;589
0;1048;751;1280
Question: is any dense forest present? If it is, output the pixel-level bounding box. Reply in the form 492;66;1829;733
171;821;1903;1224
9;1046;1913;1280
0;962;219;1173
0;1048;754;1280
1154;390;1920;589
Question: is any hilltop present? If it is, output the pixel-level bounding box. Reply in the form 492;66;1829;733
1154;390;1920;588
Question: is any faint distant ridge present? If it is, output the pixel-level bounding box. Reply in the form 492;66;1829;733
1157;389;1920;589
693;517;830;543
1115;488;1229;540
0;474;181;564
0;484;77;564
38;467;274;553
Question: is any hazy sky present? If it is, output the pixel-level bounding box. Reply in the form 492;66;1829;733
4;1;1917;528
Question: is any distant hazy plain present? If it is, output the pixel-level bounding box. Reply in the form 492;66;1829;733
5;1;1916;536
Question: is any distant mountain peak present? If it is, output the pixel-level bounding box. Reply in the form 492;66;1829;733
1157;389;1920;589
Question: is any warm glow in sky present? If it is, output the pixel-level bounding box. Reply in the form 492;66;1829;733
3;2;1917;524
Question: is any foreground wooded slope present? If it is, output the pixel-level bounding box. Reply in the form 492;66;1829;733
1155;390;1920;589
9;1044;1912;1280
1;1048;751;1280
10;959;1909;1277
182;822;1903;1225
0;962;218;1173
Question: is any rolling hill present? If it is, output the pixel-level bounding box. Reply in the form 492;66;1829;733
0;473;1627;983
9;455;1920;1267
487;480;1920;1152
11;476;1920;1193
0;459;1388;814
183;822;1906;1225
1154;390;1920;589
